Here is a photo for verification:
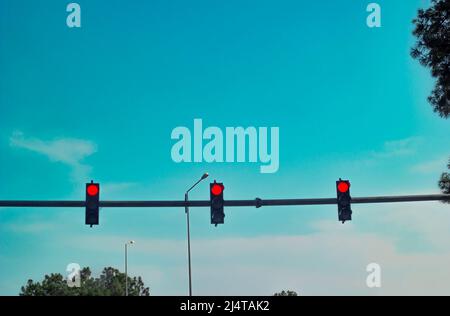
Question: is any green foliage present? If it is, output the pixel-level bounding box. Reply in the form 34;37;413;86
439;159;450;200
273;290;298;296
19;267;150;296
411;0;450;118
412;0;450;196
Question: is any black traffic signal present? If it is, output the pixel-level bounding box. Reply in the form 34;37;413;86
85;181;100;226
210;181;225;226
336;179;352;223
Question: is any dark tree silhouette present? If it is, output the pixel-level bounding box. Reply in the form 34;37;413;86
20;267;150;296
274;290;298;296
439;159;450;195
411;0;450;198
411;0;450;118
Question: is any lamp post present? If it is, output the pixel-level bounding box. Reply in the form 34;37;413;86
125;240;135;296
185;172;209;296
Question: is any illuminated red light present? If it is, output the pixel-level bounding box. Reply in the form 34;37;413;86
87;184;99;196
211;184;224;196
337;181;350;193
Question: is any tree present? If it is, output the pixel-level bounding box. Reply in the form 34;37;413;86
411;0;450;197
411;0;450;118
19;267;150;296
439;159;450;195
274;290;298;296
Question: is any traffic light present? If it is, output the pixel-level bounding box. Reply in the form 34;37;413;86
85;181;100;227
336;179;352;223
210;181;225;226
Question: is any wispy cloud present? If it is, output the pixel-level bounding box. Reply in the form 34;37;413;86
375;202;450;252
371;137;422;159
101;182;138;197
67;201;450;295
336;137;423;171
9;131;97;182
5;200;449;295
69;230;450;296
411;156;449;174
5;222;55;234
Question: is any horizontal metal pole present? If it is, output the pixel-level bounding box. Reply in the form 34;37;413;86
0;201;85;207
0;194;448;208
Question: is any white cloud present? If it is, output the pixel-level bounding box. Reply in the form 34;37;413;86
4;199;448;295
411;156;449;174
101;182;138;198
372;137;422;159
5;222;55;234
338;137;423;170
373;201;450;252
68;201;450;296
8;131;140;198
9;131;97;182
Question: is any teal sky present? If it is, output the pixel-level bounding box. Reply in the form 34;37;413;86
1;0;450;295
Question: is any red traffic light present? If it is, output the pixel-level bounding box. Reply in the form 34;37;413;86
211;183;224;196
337;181;350;193
87;184;99;196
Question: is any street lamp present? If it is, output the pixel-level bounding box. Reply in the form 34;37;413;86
125;240;135;296
185;172;209;296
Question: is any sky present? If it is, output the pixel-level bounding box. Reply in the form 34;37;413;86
0;0;450;295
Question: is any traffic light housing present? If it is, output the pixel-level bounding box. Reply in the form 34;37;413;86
336;179;352;223
210;181;225;226
85;181;100;226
